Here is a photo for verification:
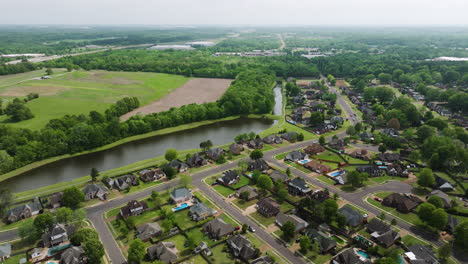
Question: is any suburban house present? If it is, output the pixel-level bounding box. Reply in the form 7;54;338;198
256;198;280;217
194;241;211;256
269;170;289;183
263;134;283;144
189;202;216;221
377;153;401;163
332;248;371;264
281;132;299;142
6;200;43;223
356;165;384;177
248;159;269;172
139;168;165;182
310;189;330;202
42;224;75;248
359;131;374;141
405;245;439;264
82;184;109;201
304;143;325;155
275;212;309;233
120;200;149;218
218;170;240;186
30;248;43;259
186;153;207;168
49;192;63;209
427;190;452;208
304;160;331;174
147;242;179;263
136;222;162;241
434;175;455;192
288;177;312;196
382;128;400;137
206;148;225;161
203;218;235;240
0;244;11;262
338;205;364;227
165;159;189;173
170;188;192;204
367;219;400;247
251;256;274;264
446;215;459;234
104;174;139;190
60;246;86;264
382;193;423;213
348;149;371;161
248;138;264;149
305;228;337;254
227;235;257;261
229;143;244;155
328;138;346;150
236;185;259;201
285;150;308;162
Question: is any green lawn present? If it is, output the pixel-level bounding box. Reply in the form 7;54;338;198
208;244;236;264
370;175;406;184
317;175;336;185
162;234;189;256
233;198;258;210
184;254;209;264
313;150;344;163
3;253;27;264
367;197;421;224
231;176;250;189
213;185;235;198
185;228;217;247
284;161;311;174
0;70;191;129
250;212;276;227
402;234;429;247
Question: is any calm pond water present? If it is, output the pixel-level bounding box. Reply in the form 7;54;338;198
3;86;282;193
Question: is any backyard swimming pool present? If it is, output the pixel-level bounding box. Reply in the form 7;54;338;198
173;203;189;212
329;170;345;177
357;250;369;259
298;159;310;164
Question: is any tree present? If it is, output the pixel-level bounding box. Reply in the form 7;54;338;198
45;68;53;75
454;221;468;248
427;196;444;208
199;140;213;151
417;202;436;223
0;188;13;217
281;221;296;241
299;236;311;254
90;168;99;182
309;112;324;126
387;118;400;130
319;135;326;145
417;168;435;188
242;224;248;234
347;171;366;188
378;73;392;84
429;208;448;230
0;151;14;174
62;186;85;209
34;213;54;232
276;188;288;204
257;174;273;195
180;174;192;188
391;219;397;226
251;170;261;183
165;148;178;162
286;167;291;177
379;212;386;221
73;208;87;224
378;145;387;154
250;149;264;160
128;239;146;264
71;228;99;246
239;191;250;201
417;125;436;141
18;218;40;243
346;126;356;136
83;239;105;264
5;100;34;122
56;207;73;223
438;243;452;262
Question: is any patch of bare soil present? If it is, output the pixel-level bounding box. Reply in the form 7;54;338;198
335;80;347;87
0;85;68;96
120;78;232;121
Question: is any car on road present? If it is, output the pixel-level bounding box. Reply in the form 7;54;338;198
249;226;256;232
234;226;241;231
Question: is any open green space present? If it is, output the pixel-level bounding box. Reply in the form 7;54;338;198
402;234;429;247
313;150;344;163
367;196;420;224
0;70;191;129
231;175;250;189
317;175;336;185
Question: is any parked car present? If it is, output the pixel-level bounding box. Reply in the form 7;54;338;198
249;226;256;232
374;197;383;202
234;226;241;231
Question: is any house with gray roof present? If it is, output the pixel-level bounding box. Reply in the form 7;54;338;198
49;192;63;209
139;168;165;182
229;143;244;155
338;205;364;227
275;212;308;233
185;153;207;168
248;159;269;172
446;215;459;234
147;242;178;263
136;222;162;241
305;228;337;254
165;159;188;173
104;174;139;190
218;170;240;186
203;218;235;240
120;200;148;218
236;185;259;201
427;190;452;208
227;235;257;261
189;202;216;221
263;134;283;144
60;246;86;264
248;138;264;149
367;219;400;247
42;224;75;247
251;255;274;264
0;244;11;262
288;177;312;196
206;148;225;161
6;200;42;223
170;188;192;204
405;245;439;264
285;150;308;162
269;170;289;183
332;248;371;264
82;184;109;201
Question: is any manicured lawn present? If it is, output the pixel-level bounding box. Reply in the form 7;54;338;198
402;234;429;247
250;212;276;227
233;198;258;210
342;155;369;164
322;161;339;170
305;252;333;264
194;191;218;209
285;161;311;174
208;244;236;264
185;228;217;247
275;152;289;160
318;175;336;185
213;185;235;198
163;234;188;256
231;176;250;189
279;201;295;213
259;122;317;141
4;253;27;264
374;191;392;199
313;150;344;163
184;254;209;264
367;198;421;224
0;70;191;129
173;210;200;230
0;217;30;231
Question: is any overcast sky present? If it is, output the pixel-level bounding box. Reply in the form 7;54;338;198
2;0;468;25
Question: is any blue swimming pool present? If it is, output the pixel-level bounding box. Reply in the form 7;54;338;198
378;166;387;169
298;159;310;164
356;250;369;259
173;203;189;211
330;170;344;177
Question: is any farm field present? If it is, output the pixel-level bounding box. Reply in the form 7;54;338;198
0;70;193;129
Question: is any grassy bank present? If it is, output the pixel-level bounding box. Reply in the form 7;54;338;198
0;115;272;184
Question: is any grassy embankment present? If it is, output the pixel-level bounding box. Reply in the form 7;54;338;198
0;70;191;129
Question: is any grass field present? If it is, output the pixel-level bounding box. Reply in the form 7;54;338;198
0;70;191;129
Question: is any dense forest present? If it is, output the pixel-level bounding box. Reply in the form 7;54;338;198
0;70;275;174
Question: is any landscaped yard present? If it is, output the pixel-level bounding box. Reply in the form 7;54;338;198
208;244;236;264
162;234;189;256
367;197;421;225
370;175;406;184
4;253;27;264
250;212;276;227
402;234;429;247
313;150;344;163
233;198;258;210
317;175;336;185
213;185;235;197
231;176;250;189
